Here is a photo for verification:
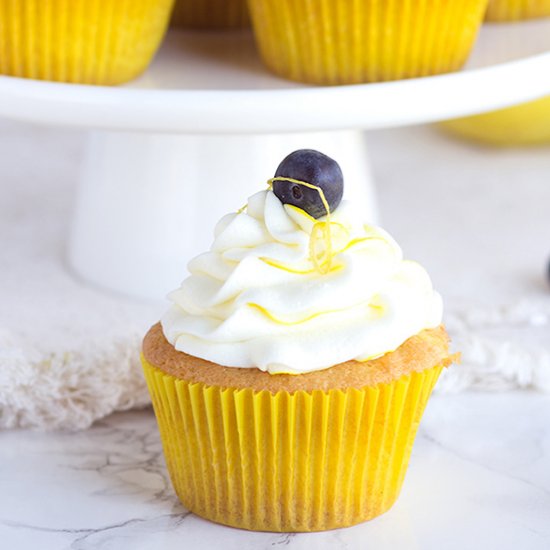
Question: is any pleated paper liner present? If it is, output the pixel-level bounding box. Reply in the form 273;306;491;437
247;0;488;85
171;0;249;29
486;0;550;21
143;356;443;532
0;0;174;84
441;96;550;146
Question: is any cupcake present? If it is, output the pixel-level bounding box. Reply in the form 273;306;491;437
442;96;550;146
0;0;174;85
141;149;456;531
171;0;249;29
486;0;550;21
246;0;489;85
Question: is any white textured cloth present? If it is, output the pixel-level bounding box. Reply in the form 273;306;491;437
1;121;549;430
442;301;550;393
0;121;159;430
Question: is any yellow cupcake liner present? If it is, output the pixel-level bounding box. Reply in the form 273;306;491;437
486;0;550;21
247;0;488;85
441;96;550;146
0;0;175;85
171;0;249;29
142;356;443;532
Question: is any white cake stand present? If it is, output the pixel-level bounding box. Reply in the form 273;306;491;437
1;20;549;300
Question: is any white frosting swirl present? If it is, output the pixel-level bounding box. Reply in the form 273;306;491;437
162;190;442;374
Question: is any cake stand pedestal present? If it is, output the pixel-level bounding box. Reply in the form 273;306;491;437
0;23;549;300
71;129;374;298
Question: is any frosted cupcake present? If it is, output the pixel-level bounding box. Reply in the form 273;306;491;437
171;0;249;29
141;149;456;531
0;0;174;84
247;0;489;84
486;0;550;21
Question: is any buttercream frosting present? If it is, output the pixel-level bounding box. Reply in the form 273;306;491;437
161;190;442;374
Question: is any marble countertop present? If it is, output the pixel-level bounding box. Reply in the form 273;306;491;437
2;393;550;550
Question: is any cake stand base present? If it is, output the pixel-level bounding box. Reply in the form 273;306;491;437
69;130;377;301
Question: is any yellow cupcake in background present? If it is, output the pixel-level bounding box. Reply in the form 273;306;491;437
486;0;550;21
441;96;550;146
0;0;175;85
171;0;249;29
247;0;489;85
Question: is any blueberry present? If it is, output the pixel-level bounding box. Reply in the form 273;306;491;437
273;149;344;218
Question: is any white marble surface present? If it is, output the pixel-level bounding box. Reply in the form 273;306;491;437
1;394;550;550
